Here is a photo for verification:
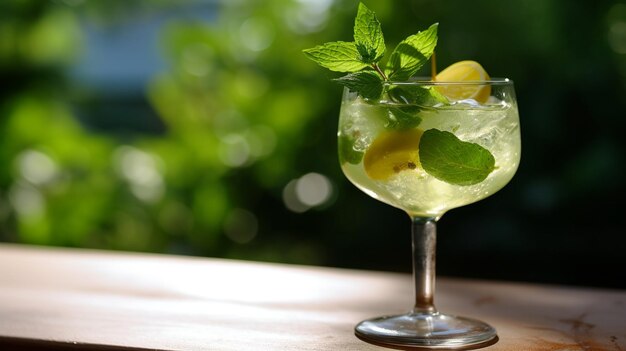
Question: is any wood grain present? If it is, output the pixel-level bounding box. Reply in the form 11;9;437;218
0;244;624;350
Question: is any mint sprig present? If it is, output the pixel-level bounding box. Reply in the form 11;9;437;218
303;2;437;99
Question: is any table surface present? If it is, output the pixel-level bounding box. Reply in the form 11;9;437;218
0;244;625;351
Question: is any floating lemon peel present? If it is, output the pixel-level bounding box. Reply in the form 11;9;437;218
364;129;423;180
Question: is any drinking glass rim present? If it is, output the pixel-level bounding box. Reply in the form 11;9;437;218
385;77;513;86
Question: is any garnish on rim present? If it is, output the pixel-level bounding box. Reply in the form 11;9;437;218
305;3;497;186
303;3;437;100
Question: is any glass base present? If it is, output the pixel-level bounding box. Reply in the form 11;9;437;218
355;312;498;350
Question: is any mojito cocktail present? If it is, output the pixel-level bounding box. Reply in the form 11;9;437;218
339;80;520;219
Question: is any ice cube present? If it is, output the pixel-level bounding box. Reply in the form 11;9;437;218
452;98;481;107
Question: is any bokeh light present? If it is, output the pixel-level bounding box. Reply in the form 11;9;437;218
283;173;333;213
15;150;59;186
8;182;45;218
114;146;165;204
223;208;258;244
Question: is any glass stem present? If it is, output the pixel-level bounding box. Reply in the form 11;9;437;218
411;217;437;313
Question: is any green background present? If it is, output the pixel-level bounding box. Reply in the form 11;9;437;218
1;0;625;288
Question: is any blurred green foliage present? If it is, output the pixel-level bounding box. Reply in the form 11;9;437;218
1;0;626;287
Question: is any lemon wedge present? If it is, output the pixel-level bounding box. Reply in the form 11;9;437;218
435;60;491;103
364;129;423;180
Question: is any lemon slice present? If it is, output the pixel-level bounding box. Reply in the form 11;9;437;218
364;129;423;180
435;60;490;103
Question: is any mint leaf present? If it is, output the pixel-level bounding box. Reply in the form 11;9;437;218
354;3;385;64
303;4;442;102
386;106;422;130
428;86;449;104
334;71;384;100
388;85;448;106
338;133;364;165
303;41;370;72
418;129;495;186
384;86;447;130
387;23;438;81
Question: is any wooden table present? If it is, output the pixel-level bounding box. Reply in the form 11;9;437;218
0;244;624;350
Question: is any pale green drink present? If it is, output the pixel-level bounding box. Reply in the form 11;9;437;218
338;81;521;218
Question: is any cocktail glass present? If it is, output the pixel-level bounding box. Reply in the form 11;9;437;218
338;79;520;349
